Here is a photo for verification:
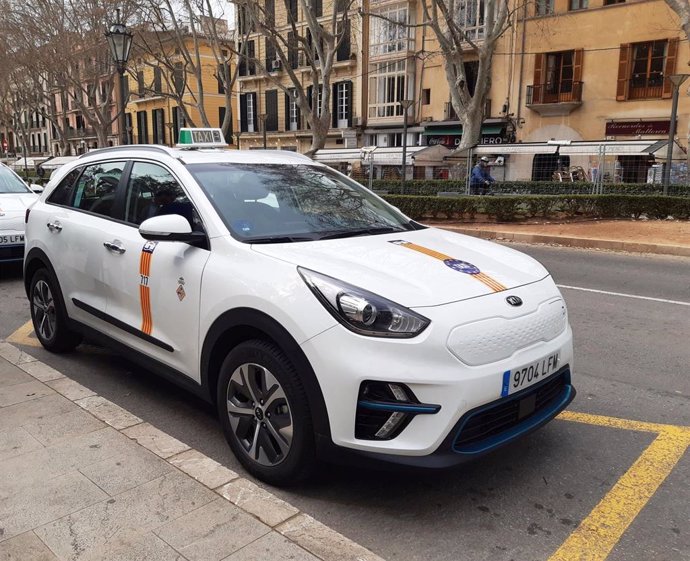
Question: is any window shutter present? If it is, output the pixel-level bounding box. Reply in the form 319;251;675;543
265;38;276;71
288;32;298;69
314;0;322;17
533;53;544;86
662;38;679;99
332;83;338;128
295;95;301;130
616;44;631;101
306;86;313;130
346;81;353;127
337;19;351;61
573;49;584;83
240;94;248;132
247;41;256;75
250;93;258;129
266;90;278;131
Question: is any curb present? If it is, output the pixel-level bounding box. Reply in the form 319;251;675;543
439;226;690;257
0;340;385;561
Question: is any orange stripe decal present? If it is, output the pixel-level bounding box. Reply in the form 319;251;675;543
139;241;158;335
389;240;506;293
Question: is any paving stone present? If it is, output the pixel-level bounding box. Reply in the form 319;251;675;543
168;449;240;489
35;471;217;561
45;377;96;401
0;471;107;543
80;446;175;496
0;380;54;408
0;426;43;461
277;513;386;561
79;531;186;561
0;360;34;387
122;423;190;459
74;395;143;430
0;428;138;500
0;394;74;431
17;361;65;382
22;408;106;446
0;343;37;365
155;498;270;561
0;531;59;561
217;478;299;528
223;531;320;561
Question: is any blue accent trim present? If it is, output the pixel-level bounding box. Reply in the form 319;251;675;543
357;400;441;414
501;370;510;397
453;369;573;455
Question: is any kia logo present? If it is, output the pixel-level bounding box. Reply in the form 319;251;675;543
506;295;523;307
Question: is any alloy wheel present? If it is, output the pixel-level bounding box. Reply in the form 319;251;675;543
226;362;294;467
32;279;56;342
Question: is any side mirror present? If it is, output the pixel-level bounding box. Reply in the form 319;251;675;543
30;183;44;194
139;214;205;244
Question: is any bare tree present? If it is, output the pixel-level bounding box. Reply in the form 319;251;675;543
236;0;356;156
664;0;690;41
1;0;141;149
368;0;513;150
135;0;241;141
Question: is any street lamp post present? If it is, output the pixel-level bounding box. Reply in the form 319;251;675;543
259;114;268;149
399;99;414;194
664;74;689;195
105;9;133;147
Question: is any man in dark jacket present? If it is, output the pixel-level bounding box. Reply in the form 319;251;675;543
470;156;495;195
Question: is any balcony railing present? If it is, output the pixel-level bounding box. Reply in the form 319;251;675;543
627;77;664;100
526;81;583;105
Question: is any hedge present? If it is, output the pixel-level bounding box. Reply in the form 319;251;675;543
381;194;690;222
372;180;690;197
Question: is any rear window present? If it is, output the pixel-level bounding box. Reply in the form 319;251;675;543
0;165;31;194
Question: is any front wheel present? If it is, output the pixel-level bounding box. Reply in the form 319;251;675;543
217;339;316;485
29;269;82;353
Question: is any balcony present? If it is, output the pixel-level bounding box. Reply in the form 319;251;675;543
526;81;583;116
626;77;663;100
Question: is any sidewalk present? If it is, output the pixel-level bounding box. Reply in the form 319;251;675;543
0;342;384;561
433;220;690;257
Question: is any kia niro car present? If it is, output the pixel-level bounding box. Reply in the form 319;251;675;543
23;129;575;484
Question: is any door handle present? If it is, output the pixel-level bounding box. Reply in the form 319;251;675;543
46;221;62;232
103;241;126;254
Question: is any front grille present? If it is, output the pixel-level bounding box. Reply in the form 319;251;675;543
453;370;570;453
0;244;24;262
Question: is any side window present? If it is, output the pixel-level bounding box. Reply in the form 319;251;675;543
72;161;125;218
124;162;202;230
47;168;82;207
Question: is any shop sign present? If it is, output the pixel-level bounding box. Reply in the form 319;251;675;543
427;133;508;148
605;120;671;136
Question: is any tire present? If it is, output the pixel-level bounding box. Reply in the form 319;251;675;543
29;268;82;353
217;339;316;485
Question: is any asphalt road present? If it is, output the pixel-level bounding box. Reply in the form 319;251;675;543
1;244;689;561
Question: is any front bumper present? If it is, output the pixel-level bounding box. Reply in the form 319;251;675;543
300;276;575;463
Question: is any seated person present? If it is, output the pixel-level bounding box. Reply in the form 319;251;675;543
148;187;194;226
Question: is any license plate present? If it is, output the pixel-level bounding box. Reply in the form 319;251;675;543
0;234;24;245
501;352;560;397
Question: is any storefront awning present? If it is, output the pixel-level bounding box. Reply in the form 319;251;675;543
313;146;448;166
422;124;504;136
40;156;79;170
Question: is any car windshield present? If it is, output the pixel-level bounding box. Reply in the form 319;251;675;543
188;163;418;242
0;166;31;194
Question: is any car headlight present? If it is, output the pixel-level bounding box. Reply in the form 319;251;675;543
298;268;430;338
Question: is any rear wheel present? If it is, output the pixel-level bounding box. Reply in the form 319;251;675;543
217;339;316;485
29;269;82;353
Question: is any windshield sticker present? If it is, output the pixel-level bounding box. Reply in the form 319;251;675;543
389;240;506;293
139;241;158;334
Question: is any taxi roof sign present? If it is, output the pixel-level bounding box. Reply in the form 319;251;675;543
177;128;228;148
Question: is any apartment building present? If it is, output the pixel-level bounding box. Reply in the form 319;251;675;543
234;0;361;152
123;31;237;147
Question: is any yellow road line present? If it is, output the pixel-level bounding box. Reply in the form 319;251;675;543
558;410;690;435
6;319;41;347
548;428;690;561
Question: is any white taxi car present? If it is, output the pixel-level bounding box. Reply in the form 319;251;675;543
24;129;575;484
1;163;39;263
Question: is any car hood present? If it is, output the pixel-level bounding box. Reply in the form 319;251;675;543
252;227;550;307
0;193;37;214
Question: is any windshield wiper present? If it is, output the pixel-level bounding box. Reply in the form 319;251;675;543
245;235;316;244
317;226;407;240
